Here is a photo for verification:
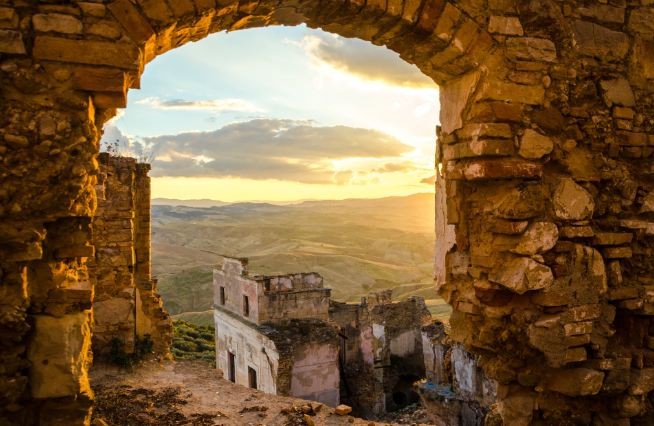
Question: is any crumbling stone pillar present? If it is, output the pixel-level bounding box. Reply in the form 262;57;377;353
0;60;97;424
435;3;654;423
92;154;172;358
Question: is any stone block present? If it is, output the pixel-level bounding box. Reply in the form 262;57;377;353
33;36;141;69
72;66;128;93
564;321;593;336
519;129;553;159
613;107;635;120
0;7;19;28
568;304;601;322
492;219;528;235
27;312;92;399
417;0;448;33
604;247;632;259
443;139;514;160
168;0;196;17
512;221;558;255
334;404;352;415
488;16;523;35
565;348;587;364
94;92;128;109
545;368;604;396
628;8;654;36
108;0;155;43
456;123;513;140
573;20;629;61
617;131;647;147
479;79;545;105
560;226;594;238
440;70;481;134
578;5;624;24
633;38;654;79
79;2;106;17
33;13;82;34
600;79;635;107
594;232;632;246
489;256;553;294
94;298;134;328
447;159;543;180
0;29;26;54
433;3;460;41
629;368;654;395
137;0;174;24
553;178;595;221
506;37;557;62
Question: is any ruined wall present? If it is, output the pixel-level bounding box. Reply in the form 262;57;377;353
257;273;331;323
2;0;654;423
289;343;340;407
92;154;171;357
214;307;280;394
213;257;330;324
214;306;340;406
331;295;432;416
434;3;654;423
419;322;495;425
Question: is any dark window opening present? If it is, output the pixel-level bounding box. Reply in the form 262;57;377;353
390;374;421;410
248;366;257;389
243;295;250;317
228;351;236;382
220;287;225;305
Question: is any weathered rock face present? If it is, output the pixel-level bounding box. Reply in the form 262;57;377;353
0;0;653;424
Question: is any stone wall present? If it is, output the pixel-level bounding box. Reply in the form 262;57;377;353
92;153;171;357
418;321;496;425
214;306;340;406
213;257;331;325
331;294;432;417
1;0;654;423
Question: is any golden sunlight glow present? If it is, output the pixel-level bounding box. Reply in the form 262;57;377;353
152;175;431;202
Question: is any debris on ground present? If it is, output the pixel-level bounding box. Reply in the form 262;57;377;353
92;384;220;425
377;403;431;425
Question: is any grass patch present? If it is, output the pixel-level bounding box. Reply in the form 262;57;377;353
172;320;215;364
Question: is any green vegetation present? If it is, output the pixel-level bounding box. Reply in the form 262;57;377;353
172;320;215;364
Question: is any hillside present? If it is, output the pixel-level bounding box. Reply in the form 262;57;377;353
152;193;450;324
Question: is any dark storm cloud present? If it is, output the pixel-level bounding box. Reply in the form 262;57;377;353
303;34;435;88
139;119;414;184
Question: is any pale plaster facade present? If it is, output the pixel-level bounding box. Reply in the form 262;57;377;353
213;257;340;406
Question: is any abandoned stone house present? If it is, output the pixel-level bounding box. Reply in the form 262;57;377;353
3;0;654;424
213;257;431;415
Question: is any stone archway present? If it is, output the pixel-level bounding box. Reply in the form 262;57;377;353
1;1;654;424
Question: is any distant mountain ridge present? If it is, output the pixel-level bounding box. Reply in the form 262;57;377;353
152;192;433;209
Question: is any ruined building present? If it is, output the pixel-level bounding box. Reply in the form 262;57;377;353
213;257;431;415
2;0;654;424
213;257;341;406
91;153;172;357
331;291;432;417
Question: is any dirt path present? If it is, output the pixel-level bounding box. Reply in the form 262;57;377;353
91;360;425;426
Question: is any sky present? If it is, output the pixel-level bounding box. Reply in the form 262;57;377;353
101;25;440;202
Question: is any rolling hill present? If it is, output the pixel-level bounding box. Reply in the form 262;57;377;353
151;193;451;325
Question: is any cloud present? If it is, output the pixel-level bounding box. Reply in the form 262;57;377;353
134;119;416;184
300;34;435;88
420;175;436;185
136;97;263;113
